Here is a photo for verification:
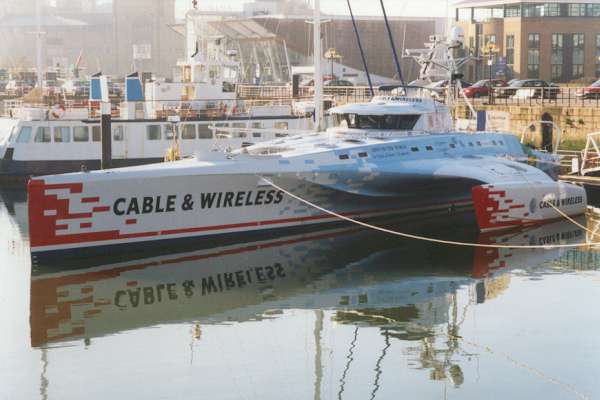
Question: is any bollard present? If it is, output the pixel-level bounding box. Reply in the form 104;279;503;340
101;102;112;170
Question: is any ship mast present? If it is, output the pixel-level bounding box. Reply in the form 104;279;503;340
313;0;323;132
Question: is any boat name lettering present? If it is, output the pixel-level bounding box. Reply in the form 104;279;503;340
112;190;284;216
198;190;284;210
113;195;178;216
539;196;583;209
537;229;582;245
113;264;286;308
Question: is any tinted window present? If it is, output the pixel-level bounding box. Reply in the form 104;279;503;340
181;124;196;140
112;126;125;141
198;124;212;139
147;125;161;140
73;126;89;142
54;127;71;143
35;127;51;143
92;126;101;142
16;126;32;143
274;122;289;130
163;125;179;140
337;114;421;130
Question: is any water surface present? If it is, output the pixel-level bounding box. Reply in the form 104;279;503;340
1;189;599;400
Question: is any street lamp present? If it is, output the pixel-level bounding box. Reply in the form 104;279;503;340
481;43;499;104
324;48;342;80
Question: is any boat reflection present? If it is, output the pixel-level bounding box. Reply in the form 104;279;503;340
30;215;586;349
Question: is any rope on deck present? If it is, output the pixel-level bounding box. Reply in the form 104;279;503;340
259;176;598;250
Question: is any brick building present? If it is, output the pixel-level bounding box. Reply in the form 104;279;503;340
455;0;600;83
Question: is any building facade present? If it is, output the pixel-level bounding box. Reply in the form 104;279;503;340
0;0;182;78
455;0;600;83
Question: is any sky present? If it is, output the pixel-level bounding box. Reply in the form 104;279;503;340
173;0;451;18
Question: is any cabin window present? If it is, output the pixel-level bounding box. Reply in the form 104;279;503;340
16;126;32;143
232;123;247;138
449;143;456;149
251;122;262;138
92;126;101;142
468;142;474;147
492;140;497;145
198;124;212;139
146;125;161;140
339;154;349;160
7;126;17;142
275;133;288;138
358;152;368;158
181;124;196;140
274;122;289;130
54;127;71;143
411;147;419;152
426;145;433;151
112;126;125;142
163;125;179;140
73;126;89;142
336;114;420;130
499;140;504;145
34;127;51;143
476;141;482;146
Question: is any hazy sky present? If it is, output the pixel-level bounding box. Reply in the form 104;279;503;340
174;0;451;18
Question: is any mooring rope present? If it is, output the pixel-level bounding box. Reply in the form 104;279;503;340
259;177;599;250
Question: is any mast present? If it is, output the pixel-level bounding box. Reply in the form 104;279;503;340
35;0;44;90
313;0;324;132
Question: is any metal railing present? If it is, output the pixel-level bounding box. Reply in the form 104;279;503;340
453;86;600;108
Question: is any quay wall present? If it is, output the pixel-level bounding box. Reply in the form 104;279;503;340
455;104;600;147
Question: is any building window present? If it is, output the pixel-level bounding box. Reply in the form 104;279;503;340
568;3;586;17
458;8;472;21
528;33;540;48
546;3;561;16
596;34;600;77
551;34;564;81
588;4;600;16
505;5;521;17
484;34;496;46
528;33;540;78
523;4;543;17
506;35;515;65
573;33;585;79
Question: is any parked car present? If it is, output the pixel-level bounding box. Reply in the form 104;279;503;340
497;79;559;99
426;79;472;99
462;79;507;98
324;79;354;87
576;79;600;99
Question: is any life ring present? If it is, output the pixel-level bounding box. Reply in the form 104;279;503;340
51;104;66;120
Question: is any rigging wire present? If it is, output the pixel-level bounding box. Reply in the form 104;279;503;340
379;0;406;89
346;0;374;97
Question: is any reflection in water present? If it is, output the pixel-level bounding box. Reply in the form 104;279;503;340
28;213;589;394
1;189;599;399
